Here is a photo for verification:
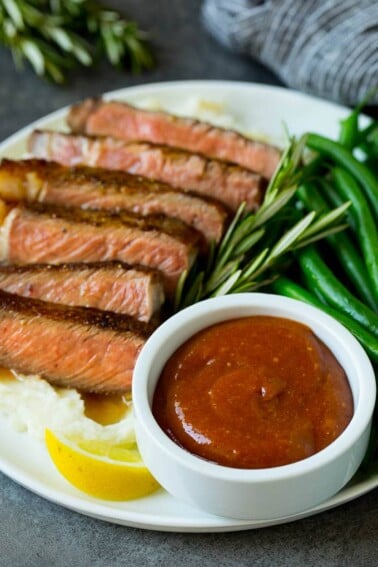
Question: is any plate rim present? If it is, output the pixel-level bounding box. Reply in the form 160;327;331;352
0;79;361;151
1;429;376;532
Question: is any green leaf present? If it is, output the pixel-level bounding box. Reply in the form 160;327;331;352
174;135;347;313
3;17;17;39
253;186;297;229
101;23;121;65
217;202;246;257
212;270;242;297
44;58;65;83
216;214;256;269
292;224;349;250
0;0;154;83
21;38;45;75
268;212;316;260
205;239;216;275
205;259;241;295
182;271;205;308
233;227;265;256
240;249;269;280
46;27;73;51
231;280;258;293
297;201;351;241
3;0;24;30
174;270;188;312
264;134;306;203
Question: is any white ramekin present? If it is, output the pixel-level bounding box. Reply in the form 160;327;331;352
132;294;376;520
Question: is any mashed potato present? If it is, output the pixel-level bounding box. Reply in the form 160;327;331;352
135;96;240;130
0;370;135;444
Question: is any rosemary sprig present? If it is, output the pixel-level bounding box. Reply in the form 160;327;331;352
174;136;350;312
0;0;153;83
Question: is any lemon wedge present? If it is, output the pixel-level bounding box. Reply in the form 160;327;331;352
45;429;160;501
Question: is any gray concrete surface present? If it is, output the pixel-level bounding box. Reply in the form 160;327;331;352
0;1;377;565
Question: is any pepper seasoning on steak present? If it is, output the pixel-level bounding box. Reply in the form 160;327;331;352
0;262;164;323
0;158;229;244
0;289;153;393
68;97;281;179
0;202;200;296
29;130;266;213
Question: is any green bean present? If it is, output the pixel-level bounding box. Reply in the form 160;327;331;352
306;133;378;221
297;183;378;310
298;246;378;336
272;277;378;363
332;167;378;303
339;111;359;150
297;183;328;214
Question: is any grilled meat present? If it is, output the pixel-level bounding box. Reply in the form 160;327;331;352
29;130;266;213
0;158;228;243
0;289;153;393
0;202;200;295
0;262;164;322
67;98;281;178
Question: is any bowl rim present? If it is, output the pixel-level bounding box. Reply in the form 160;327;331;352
132;293;376;483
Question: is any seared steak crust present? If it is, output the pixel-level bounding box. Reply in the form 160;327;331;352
67;98;281;178
0;261;165;322
0;287;153;333
29;130;266;212
0;158;228;243
0;289;152;393
24;201;201;240
2;203;199;295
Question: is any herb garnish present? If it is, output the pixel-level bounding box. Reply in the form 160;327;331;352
174;135;350;311
0;0;153;83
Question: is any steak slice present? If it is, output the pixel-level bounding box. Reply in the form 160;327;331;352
67;98;281;179
0;262;164;322
0;203;199;296
29;130;266;213
0;289;152;393
0;158;228;243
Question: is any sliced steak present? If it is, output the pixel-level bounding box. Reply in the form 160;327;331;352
0;203;199;295
67;98;281;178
29;130;266;212
0;262;164;322
0;289;153;393
0;158;228;243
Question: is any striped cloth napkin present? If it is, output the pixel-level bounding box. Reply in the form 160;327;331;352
202;0;378;105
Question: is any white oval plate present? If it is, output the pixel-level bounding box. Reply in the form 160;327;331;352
0;80;377;532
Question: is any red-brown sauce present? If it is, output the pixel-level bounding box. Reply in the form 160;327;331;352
152;316;354;469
